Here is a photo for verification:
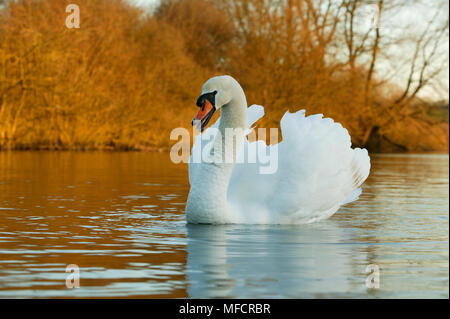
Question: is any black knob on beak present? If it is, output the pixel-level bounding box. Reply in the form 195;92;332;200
196;91;217;107
196;95;205;107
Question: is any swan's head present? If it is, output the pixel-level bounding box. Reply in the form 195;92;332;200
192;75;234;132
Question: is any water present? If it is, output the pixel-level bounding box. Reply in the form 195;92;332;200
0;151;448;298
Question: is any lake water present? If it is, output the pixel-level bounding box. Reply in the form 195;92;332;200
0;152;448;298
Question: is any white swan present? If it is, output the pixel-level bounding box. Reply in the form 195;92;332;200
186;75;370;224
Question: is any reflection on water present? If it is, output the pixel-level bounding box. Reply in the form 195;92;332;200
0;152;448;298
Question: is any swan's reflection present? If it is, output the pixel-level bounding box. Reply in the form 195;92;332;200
186;220;366;298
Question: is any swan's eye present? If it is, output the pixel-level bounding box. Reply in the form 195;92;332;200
213;90;217;95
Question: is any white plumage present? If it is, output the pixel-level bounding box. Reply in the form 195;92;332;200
186;75;370;224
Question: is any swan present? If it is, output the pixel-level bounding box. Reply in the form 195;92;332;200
186;75;370;224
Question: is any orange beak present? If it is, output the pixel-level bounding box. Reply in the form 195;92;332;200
194;99;214;122
192;96;216;132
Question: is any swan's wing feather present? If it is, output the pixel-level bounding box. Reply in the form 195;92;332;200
246;104;264;131
228;109;370;223
270;111;370;221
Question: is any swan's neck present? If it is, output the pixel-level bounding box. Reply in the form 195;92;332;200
186;84;247;223
213;86;248;163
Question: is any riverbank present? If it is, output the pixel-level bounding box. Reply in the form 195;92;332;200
0;114;447;153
